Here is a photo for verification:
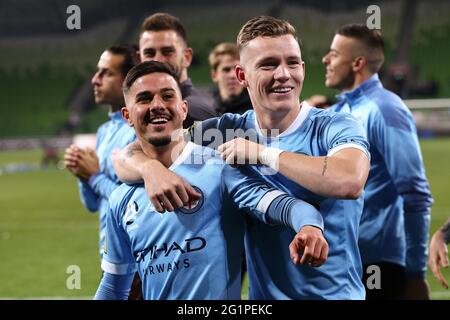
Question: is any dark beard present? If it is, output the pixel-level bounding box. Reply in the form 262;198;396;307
148;136;171;147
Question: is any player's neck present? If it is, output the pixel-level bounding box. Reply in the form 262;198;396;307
109;100;124;113
342;71;373;92
255;103;301;136
179;69;189;83
140;135;186;168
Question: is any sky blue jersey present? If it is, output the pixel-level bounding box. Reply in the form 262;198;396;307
330;74;433;278
78;111;135;256
194;103;370;299
100;142;323;300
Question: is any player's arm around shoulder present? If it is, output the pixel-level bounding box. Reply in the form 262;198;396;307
112;141;201;213
275;147;369;199
221;164;328;267
217;115;370;199
291;110;370;199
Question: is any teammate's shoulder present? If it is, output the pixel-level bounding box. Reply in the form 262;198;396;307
109;183;143;212
367;87;414;129
189;143;224;165
219;110;254;128
309;104;357;124
117;123;136;141
366;85;407;111
223;109;254;119
96;119;113;135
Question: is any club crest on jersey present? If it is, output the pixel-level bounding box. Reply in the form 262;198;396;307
124;201;139;225
179;186;204;214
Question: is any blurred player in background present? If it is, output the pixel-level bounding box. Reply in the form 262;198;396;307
139;13;217;127
322;24;433;299
64;44;138;259
208;42;252;115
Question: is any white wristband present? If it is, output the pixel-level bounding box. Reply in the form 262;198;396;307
259;147;284;171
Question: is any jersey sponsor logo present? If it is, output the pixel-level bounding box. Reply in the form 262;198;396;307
178;186;204;214
124;201;139;225
135;236;206;262
143;258;191;276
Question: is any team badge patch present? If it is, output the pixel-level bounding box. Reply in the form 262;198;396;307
179;186;204;214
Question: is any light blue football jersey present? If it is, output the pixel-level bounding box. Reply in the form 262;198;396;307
78;111;136;256
101;142;323;300
195;102;370;299
331;74;433;277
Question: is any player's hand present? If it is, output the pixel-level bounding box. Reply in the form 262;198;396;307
306;95;330;109
142;160;201;213
289;225;328;267
74;148;100;180
218;138;264;166
64;144;81;175
402;278;431;300
428;229;449;289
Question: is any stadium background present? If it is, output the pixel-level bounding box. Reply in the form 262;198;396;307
0;0;449;299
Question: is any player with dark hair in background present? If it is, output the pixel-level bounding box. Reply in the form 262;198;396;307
322;24;433;299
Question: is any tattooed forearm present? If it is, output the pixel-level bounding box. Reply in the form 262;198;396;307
122;142;141;163
321;156;328;176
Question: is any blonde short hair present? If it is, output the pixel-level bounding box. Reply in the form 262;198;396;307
237;16;298;51
208;42;239;71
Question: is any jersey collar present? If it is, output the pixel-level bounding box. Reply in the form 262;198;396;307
254;101;313;138
169;141;195;171
108;110;124;123
336;73;382;103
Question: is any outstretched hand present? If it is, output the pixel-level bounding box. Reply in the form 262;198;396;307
289;225;329;267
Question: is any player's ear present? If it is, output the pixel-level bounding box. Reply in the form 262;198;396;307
301;60;306;78
352;56;365;72
236;64;247;87
121;106;133;127
180;100;188;121
211;69;218;83
183;47;193;69
135;49;141;64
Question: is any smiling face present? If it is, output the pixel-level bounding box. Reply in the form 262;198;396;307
139;30;192;82
237;35;304;116
322;34;358;91
123;72;187;147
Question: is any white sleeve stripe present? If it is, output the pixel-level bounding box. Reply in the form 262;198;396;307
101;259;136;275
327;142;370;160
256;190;287;213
